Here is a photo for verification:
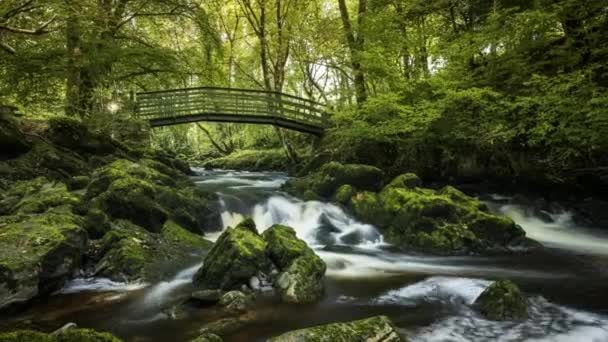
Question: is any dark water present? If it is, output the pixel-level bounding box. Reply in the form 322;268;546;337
3;170;608;342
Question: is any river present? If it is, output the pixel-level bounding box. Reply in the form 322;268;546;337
4;170;608;341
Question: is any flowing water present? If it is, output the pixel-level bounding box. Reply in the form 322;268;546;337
3;170;608;341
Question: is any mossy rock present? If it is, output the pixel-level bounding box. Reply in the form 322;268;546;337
218;290;254;312
94;221;152;280
0;329;123;342
86;159;219;234
474;280;528;321
263;225;310;269
384;173;422;189
194;220;270;290
263;225;326;304
93;220;212;282
67;176;91;191
0;207;87;310
283;162;383;199
333;184;357;204
0;177;79;216
349;179;528;254
190;334;223;342
268;315;404;342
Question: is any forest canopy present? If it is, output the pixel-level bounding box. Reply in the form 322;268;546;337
1;0;607;181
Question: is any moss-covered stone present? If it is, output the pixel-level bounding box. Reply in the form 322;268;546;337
0;329;123;342
218;290;254;312
474;280;528;321
93;219;213;282
283;162;383;199
67;176;90;191
263;225;326;304
0;178;79;216
349;176;529;254
384;173;422;189
268;315;404;342
193;220;270;290
190;333;223;342
86;159;219;234
333;184;356;204
0;207;87;310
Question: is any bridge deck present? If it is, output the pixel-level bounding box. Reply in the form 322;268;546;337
134;87;327;135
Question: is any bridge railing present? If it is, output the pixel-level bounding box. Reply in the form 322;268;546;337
134;87;327;128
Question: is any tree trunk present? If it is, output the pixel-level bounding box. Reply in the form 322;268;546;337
338;0;367;106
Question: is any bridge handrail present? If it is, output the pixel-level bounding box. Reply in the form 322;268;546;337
136;86;324;108
133;86;328;133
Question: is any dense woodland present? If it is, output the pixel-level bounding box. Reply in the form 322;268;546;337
2;0;607;196
1;1;608;341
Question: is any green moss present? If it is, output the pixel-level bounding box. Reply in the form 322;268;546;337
333;184;356;204
194;219;270;290
0;329;123;342
283;162;383;199
276;253;326;304
0;178;79;215
263;225;309;269
349;182;528;254
475;280;528;321
190;334;223;342
0;208;86;309
384;173;422;189
95;221;151;280
268;316;403;342
162;220;212;249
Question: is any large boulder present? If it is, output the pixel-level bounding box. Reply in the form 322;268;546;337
86;159;219;234
263;225;326;303
268;316;404;342
0;329;122;341
93;220;212;282
194;219;270;290
193;220;327;304
283;162;383;199
474;280;528;321
0;179;87;310
348;175;531;254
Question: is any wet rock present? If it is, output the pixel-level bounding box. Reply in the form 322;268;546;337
283;162;383;199
190;333;223;342
0;179;87;310
193;219;270;290
218;291;254;312
191;289;224;304
384;173;422;190
94;220;212;282
86;159;219;234
474;280;528;321
350;177;530;255
333;184;356;204
198;318;250;337
194;220;327;304
0;328;123;341
263;225;326;304
268;315;404;342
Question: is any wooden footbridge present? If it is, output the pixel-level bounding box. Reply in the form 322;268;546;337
133;87;328;135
